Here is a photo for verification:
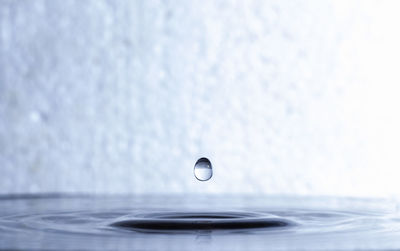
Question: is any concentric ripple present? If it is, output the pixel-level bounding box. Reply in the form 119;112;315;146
1;195;400;250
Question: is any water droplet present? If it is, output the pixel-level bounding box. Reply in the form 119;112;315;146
194;157;213;181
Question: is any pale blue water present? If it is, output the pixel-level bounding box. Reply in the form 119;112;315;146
0;195;400;250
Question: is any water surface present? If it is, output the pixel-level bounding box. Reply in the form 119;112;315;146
0;194;400;250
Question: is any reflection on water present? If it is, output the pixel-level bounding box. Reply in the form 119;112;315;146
0;194;400;250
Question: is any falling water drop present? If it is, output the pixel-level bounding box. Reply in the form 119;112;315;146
194;157;213;181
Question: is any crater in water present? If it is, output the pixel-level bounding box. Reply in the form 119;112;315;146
110;211;295;232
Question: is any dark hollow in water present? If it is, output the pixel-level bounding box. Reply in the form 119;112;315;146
111;211;294;231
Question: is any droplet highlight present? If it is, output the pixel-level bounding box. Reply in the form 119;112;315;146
194;157;213;181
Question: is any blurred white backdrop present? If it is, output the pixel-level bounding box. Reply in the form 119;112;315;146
1;0;400;197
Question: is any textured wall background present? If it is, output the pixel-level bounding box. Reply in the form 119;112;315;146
1;0;400;197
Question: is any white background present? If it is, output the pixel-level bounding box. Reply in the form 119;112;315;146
1;0;400;197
